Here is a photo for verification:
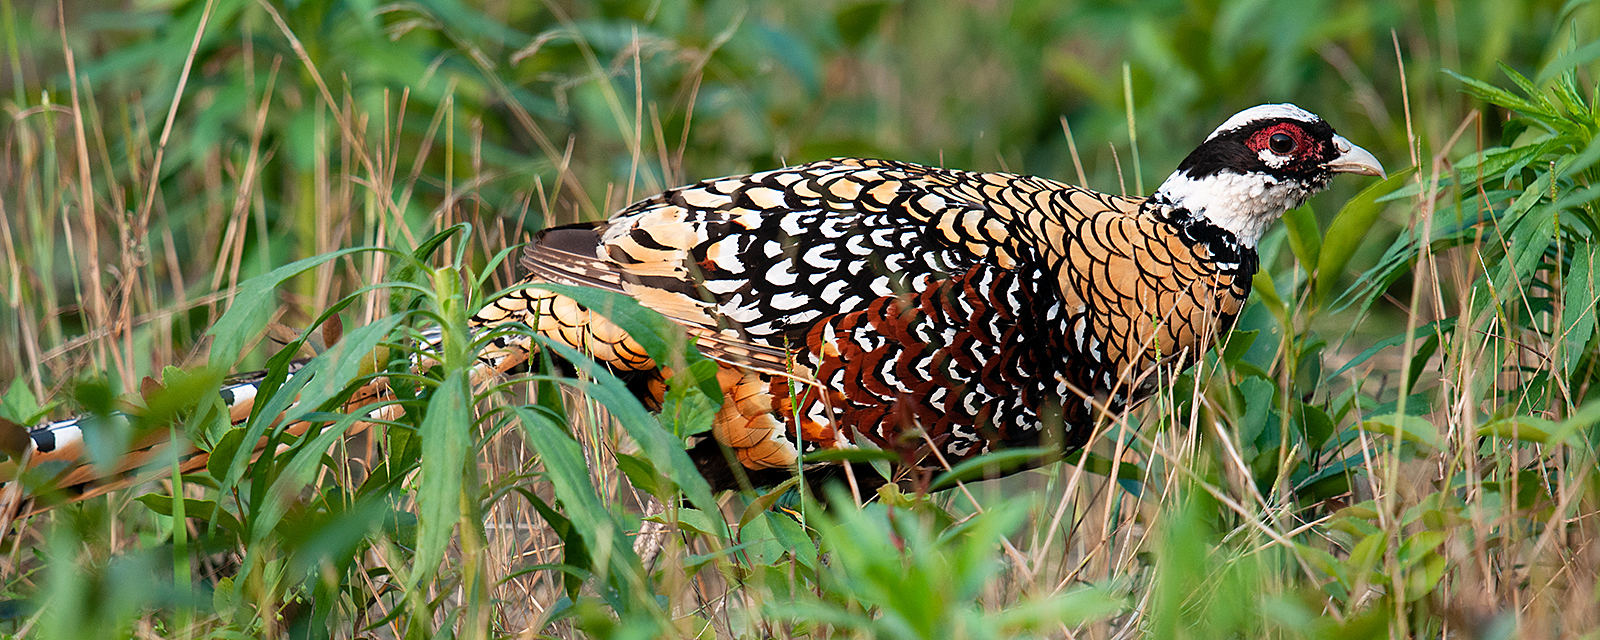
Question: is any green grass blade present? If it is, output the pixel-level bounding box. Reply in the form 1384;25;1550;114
539;339;720;515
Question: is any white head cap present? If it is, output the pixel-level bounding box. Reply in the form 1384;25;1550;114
1206;104;1322;141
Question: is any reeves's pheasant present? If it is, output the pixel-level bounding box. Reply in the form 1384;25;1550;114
8;103;1383;502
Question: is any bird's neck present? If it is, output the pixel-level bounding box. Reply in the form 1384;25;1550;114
1147;169;1311;250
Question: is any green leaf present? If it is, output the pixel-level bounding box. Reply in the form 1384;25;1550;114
1480;200;1558;316
216;313;403;496
1477;416;1560;444
1535;39;1600;87
279;314;404;429
141;366;225;429
765;509;817;569
1346;531;1387;576
928;447;1052;492
1251;269;1286;324
1282;205;1322;270
1314;169;1415;307
136;494;244;537
1562;241;1598;378
234;411;375;599
738;476;802;529
1404;331;1442;392
1219;329;1259;367
0;378;47;425
1296;402;1337;452
523;492;591;599
206;247;374;369
539;339;720;516
657;359;718;440
1542;400;1600;445
799;448;902;464
1399;530;1446;566
614;452;663;497
1362;413;1442;451
653;507;723;538
992;587;1124;632
1237;376;1275;451
1331;319;1456;380
75;381;134;476
206;426;247;485
736;512;788;566
513;405;643;596
413;369;471;583
1445;69;1542;115
680;540;759;573
1406;553;1449;602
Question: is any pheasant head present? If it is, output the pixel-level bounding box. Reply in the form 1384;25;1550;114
1149;103;1386;249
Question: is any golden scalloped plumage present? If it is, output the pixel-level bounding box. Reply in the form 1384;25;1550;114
509;158;1258;488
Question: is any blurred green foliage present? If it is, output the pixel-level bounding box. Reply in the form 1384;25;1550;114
4;0;1576;313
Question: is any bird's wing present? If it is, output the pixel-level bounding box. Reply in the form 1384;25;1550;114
518;236;800;377
516;157;1158;378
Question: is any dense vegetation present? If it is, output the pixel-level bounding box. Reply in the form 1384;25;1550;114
0;0;1597;637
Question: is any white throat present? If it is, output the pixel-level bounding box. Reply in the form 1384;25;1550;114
1151;170;1311;248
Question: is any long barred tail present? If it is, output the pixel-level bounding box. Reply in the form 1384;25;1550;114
0;266;695;521
0;365;387;520
0;319;540;522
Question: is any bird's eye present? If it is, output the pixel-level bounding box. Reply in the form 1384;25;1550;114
1268;132;1296;154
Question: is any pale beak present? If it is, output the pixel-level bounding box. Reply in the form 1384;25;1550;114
1324;135;1386;178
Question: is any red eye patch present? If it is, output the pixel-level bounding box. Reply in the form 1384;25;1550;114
1246;123;1318;157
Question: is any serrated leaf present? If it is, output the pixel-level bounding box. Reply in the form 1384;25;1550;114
1237;376;1275;451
